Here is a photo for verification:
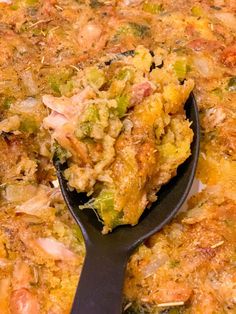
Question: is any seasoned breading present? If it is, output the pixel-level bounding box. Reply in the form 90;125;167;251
42;47;193;232
0;0;235;313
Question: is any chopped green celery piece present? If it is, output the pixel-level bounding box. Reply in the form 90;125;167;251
116;94;129;118
116;68;134;81
85;104;99;122
76;105;99;139
79;121;92;138
143;2;163;14
86;67;105;89
60;80;74;96
191;5;203;17
227;76;236;92
94;190;123;228
94;190;114;213
110;211;124;229
50;81;61;95
20;117;38;134
53;142;72;163
48;69;74;96
173;60;189;80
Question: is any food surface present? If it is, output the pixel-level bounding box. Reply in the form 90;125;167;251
0;0;235;313
43;46;193;233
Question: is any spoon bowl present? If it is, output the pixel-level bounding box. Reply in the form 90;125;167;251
54;91;199;314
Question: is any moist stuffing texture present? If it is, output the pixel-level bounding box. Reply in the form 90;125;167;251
0;0;235;313
42;46;193;233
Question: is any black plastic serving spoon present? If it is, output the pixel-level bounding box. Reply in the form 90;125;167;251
54;91;199;314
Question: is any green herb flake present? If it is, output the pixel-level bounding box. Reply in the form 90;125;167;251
128;22;150;38
173;60;189;80
169;259;180;268
90;0;103;9
94;190;114;213
116;68;134;81
94;190;124;229
86;67;105;89
2;97;14;109
60;80;74;96
76;104;100;139
50;80;61;95
115;23;150;40
48;69;74;96
227;77;236;92
116;94;129;118
79;121;92;138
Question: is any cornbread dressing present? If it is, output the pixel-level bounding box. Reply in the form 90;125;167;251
0;0;235;313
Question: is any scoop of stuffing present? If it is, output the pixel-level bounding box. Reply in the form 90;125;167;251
43;46;194;233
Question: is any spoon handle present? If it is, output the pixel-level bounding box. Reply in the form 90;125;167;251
71;244;129;314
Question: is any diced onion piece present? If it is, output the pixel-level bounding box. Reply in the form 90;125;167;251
182;206;209;224
142;253;169;277
17;98;38;113
4;184;38;203
193;56;213;77
35;238;77;261
21;71;38;96
15;188;50;217
77;23;102;50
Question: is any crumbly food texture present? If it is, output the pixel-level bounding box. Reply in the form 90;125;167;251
0;0;235;313
42;46;194;233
